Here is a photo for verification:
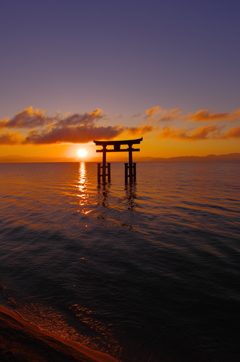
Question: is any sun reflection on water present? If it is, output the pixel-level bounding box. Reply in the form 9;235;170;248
77;162;88;208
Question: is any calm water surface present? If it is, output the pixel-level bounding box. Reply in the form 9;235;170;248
0;162;239;362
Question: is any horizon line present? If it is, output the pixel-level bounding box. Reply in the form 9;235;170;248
0;152;240;163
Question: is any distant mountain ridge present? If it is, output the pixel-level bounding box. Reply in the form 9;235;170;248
135;153;240;162
0;153;240;163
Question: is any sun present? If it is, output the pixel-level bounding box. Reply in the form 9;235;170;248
77;148;88;158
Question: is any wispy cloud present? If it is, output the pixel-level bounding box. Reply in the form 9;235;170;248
132;113;141;118
221;126;240;139
127;124;157;136
144;106;240;123
146;106;161;118
145;106;181;122
157;124;223;141
114;114;124;119
186;109;240;122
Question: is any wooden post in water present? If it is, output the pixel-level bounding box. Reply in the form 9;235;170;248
124;163;128;184
97;160;111;185
102;145;106;184
94;138;143;185
128;144;133;182
97;163;101;184
133;163;136;183
107;163;111;182
124;162;137;184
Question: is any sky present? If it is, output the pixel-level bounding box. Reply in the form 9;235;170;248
1;0;240;160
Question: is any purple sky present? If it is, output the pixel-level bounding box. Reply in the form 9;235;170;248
1;0;240;158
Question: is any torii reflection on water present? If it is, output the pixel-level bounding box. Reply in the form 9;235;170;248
97;183;137;211
77;162;137;210
97;183;110;208
125;184;137;212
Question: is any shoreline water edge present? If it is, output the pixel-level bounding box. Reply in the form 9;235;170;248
0;301;119;362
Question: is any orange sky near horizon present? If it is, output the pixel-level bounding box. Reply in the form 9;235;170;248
0;106;240;161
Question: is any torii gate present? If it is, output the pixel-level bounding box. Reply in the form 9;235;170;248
94;137;143;184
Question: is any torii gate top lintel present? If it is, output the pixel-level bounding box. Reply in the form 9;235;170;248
93;137;143;152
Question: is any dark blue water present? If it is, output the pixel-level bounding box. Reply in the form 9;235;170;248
0;162;239;361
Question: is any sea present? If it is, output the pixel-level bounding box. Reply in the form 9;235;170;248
0;161;239;362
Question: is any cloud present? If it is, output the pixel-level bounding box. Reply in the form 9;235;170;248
189;124;223;140
0;107;54;129
132;113;141;118
0;106;158;145
221;126;240;139
145;106;181;122
0;107;106;129
157;124;222;141
157;126;188;140
0;131;23;145
115;114;124;119
23;123;156;145
24;125;124;144
127;124;157;136
186;109;240;122
0;107;115;144
1;106;240;146
146;106;161;117
57;108;105;127
145;106;240;123
0;119;8;129
156;108;181;122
